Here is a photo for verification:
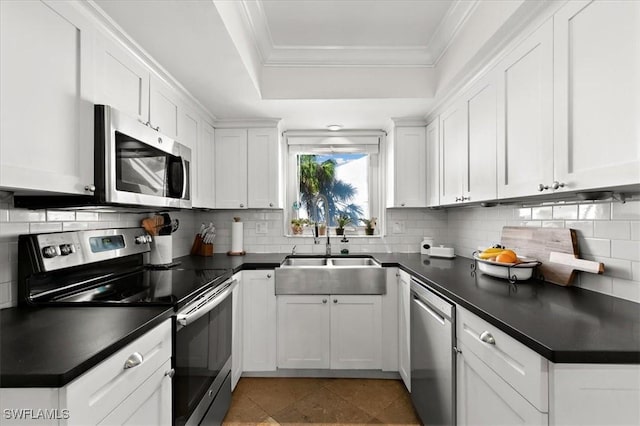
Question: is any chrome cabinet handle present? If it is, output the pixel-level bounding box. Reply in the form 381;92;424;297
461;196;470;201
453;346;463;354
84;184;96;192
322;299;327;304
479;331;496;345
552;181;565;190
538;183;549;192
164;368;175;378
124;352;143;369
455;197;461;202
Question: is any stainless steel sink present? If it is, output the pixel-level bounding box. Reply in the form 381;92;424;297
275;256;386;295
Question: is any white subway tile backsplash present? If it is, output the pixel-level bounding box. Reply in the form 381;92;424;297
9;209;46;222
553;205;578;220
632;262;640;281
0;281;12;309
75;212;100;221
611;240;640;262
542;221;564;228
594;221;630;240
578;237;611;257
578;203;611;220
630;222;640;241
577;273;613;295
532;207;552;220
62;222;91;231
0;223;30;239
565;221;593;238
30;222;63;234
47;210;76;221
612;201;640;220
582;255;632;280
515;208;532;220
612;278;640;303
0;209;8;222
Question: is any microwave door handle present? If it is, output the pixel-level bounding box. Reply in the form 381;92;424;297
181;157;189;199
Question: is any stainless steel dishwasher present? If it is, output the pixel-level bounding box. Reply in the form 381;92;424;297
410;278;455;426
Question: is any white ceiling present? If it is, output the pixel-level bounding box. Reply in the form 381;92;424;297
93;0;479;129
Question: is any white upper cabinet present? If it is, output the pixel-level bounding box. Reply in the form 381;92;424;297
553;0;640;191
195;120;216;209
426;120;440;207
0;0;94;194
95;34;149;122
214;128;248;209
439;101;467;205
149;75;181;140
214;125;281;209
388;125;427;207
496;19;554;199
440;75;498;205
248;128;282;208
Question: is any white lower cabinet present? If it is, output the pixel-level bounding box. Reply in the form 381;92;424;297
242;270;277;372
397;270;411;391
457;342;548;426
231;272;243;390
277;295;382;370
0;319;173;426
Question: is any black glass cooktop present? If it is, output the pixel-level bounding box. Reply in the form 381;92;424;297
31;267;230;308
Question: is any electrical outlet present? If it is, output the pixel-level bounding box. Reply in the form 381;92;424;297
392;221;405;234
256;221;268;234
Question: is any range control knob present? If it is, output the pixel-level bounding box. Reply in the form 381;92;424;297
59;244;75;256
42;246;59;258
135;235;152;244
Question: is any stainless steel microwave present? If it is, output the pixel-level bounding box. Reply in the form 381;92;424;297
15;105;191;210
95;104;191;209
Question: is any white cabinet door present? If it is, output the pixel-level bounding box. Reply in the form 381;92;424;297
231;275;243;390
242;270;276;372
426;120;440;207
439;101;467;205
497;19;554;199
214;128;248;209
277;295;331;369
398;271;411;391
194;120;216;209
553;0;640;191
149;75;180;139
457;342;548;426
95;34;149;122
465;75;498;203
248;128;281;209
393;127;427;207
0;0;94;194
97;359;172;426
330;295;382;370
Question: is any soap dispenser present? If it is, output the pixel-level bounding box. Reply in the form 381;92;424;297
340;235;350;254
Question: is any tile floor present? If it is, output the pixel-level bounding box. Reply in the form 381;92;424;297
222;377;421;425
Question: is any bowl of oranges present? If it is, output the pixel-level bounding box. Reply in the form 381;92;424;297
473;246;540;281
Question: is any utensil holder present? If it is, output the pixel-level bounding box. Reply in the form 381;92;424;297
150;235;173;265
190;234;214;256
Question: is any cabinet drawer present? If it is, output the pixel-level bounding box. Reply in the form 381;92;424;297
63;319;172;425
457;307;548;412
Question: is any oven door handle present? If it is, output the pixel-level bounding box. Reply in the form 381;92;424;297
177;279;237;327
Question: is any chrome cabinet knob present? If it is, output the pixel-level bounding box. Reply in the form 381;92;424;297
552;181;565;190
462;196;470;201
479;331;496;345
267;274;272;278
84;184;96;192
538;183;549;192
208;389;214;398
322;299;327;304
401;203;405;207
333;299;338;304
240;203;245;208
124;352;144;369
269;202;274;207
164;368;175;378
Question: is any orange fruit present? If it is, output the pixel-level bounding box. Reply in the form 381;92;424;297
495;250;518;263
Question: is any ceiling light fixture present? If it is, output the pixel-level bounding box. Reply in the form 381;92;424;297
327;124;343;131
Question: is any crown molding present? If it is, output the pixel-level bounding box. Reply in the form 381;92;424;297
391;117;428;127
214;118;281;128
240;0;478;67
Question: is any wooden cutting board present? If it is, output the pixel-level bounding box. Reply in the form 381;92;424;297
500;226;579;286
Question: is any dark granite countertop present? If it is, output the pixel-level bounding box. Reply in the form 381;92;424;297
1;306;173;387
178;252;640;364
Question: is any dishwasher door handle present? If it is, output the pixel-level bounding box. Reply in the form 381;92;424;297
413;296;446;325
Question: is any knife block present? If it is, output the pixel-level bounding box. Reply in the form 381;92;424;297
190;234;214;256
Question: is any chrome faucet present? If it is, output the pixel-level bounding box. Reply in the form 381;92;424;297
291;245;297;255
312;194;331;255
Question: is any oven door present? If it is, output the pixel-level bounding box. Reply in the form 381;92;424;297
174;280;235;426
96;105;191;209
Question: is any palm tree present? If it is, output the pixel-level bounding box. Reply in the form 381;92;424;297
298;154;363;226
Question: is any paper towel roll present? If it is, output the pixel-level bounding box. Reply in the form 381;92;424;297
231;222;244;253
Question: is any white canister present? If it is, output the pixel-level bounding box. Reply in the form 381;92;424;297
149;235;173;265
420;237;434;255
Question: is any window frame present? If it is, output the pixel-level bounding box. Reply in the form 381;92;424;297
284;130;385;238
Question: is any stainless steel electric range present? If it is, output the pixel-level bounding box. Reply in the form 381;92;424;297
18;227;235;426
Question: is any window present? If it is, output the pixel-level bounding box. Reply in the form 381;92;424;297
285;131;383;235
